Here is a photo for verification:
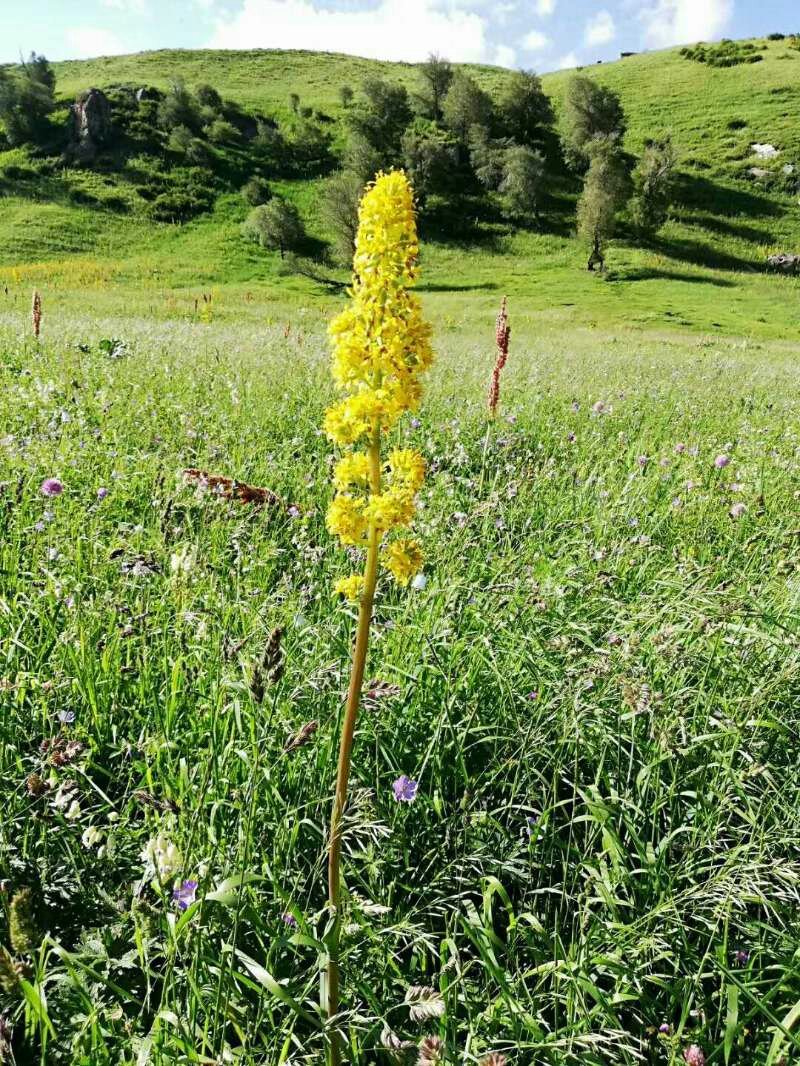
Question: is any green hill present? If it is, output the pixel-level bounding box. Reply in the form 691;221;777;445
1;38;799;339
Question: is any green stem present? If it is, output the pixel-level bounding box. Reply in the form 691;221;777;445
324;425;382;1066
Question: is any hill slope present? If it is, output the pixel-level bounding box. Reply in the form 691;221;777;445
1;39;799;339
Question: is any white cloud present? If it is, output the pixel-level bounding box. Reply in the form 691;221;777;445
535;0;555;15
554;50;580;69
584;10;615;46
209;0;491;62
640;0;733;47
493;44;517;67
64;27;128;58
101;0;149;11
522;29;550;51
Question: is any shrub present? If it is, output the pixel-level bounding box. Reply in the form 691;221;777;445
158;80;201;132
196;84;222;110
0;53;56;146
242;198;305;257
241;176;272;206
205;118;241;145
339;85;354;108
469;126;513;190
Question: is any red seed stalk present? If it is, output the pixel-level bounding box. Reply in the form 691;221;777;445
488;296;510;418
31;290;42;340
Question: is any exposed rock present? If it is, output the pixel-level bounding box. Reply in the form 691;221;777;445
135;86;162;103
766;253;800;275
751;143;779;158
68;88;112;163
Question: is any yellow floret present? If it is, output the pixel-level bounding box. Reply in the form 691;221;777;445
326;493;368;545
334;452;371;490
334;574;364;601
388;449;425;492
383;539;423;586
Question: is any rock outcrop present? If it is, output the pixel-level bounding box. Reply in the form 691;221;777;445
68;88;112;163
766;253;800;275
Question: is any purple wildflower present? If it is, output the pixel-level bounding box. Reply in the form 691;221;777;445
674;442;686;454
97;487;109;500
714;454;730;469
58;710;75;725
733;949;750;965
659;1023;671;1035
410;417;421;429
684;1046;705;1066
730;503;747;518
392;775;418;803
527;690;539;700
40;478;63;497
525;815;538;838
287;505;301;519
281;911;298;928
172;880;198;911
638;455;649;468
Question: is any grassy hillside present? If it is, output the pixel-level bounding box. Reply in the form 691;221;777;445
1;39;799;339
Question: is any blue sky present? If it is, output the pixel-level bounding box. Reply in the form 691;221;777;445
0;0;795;72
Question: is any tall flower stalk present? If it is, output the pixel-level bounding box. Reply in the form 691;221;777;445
322;171;433;1063
31;290;42;340
487;296;510;418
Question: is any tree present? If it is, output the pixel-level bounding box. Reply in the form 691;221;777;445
342;131;382;185
441;71;493;143
400;120;458;206
469;126;513;190
630;137;677;238
242;198;305;258
322;170;364;264
0;53;56;146
254;121;288;171
499;145;547;223
498;70;553;147
287;119;333;174
561;75;626;170
347;78;412;164
241;175;272;206
576;137;630;270
417;53;453;121
339;85;354;108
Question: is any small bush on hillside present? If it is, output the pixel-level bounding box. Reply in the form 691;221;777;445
0;52;56;146
339;85;354;108
206;118;241;145
469;126;513;190
196;84;223;110
242;198;305;257
680;40;764;67
158;80;202;133
342;131;383;184
347;78;412;166
241;176;272;206
286;119;334;175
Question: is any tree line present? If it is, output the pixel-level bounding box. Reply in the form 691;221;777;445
0;51;677;272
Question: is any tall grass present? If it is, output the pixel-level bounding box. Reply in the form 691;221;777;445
0;311;798;1064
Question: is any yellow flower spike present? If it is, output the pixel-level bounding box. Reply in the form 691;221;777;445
322;171;433;1066
382;539;424;586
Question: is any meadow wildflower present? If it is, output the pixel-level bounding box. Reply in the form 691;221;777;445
31;290;42;339
40;478;63;497
714;454;730;469
322;171;433;1061
143;834;182;884
281;911;299;929
730;502;747;518
172;880;198;911
97;486;109;499
393;775;419;802
684;1046;705;1065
